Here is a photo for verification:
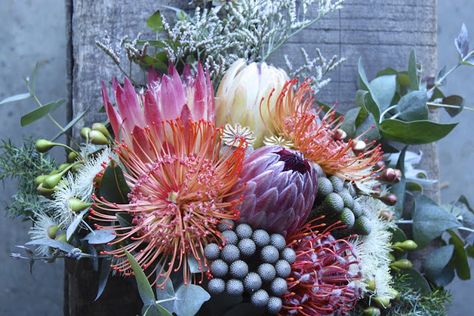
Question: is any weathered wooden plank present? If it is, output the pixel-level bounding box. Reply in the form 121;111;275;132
67;0;438;314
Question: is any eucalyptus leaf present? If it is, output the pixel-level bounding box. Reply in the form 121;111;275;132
390;226;408;243
448;230;471;280
125;250;156;306
441;95;464;117
20;99;65;127
455;23;470;58
369;75;397;111
340;107;360;137
156;264;176;313
396;90;428;121
83;230;116;245
356;62;381;122
0;93;30;105
66;209;89;241
147;10;164;32
391;147;407;217
188;255;208;274
423;245;454;277
174;284;211;316
99;161;131;203
413;195;461;248
380;119;457;144
26;238;75;253
142;305;160;316
95;257;112;301
52;110;88;141
431;264;456;287
400;268;431;295
408;50;419;90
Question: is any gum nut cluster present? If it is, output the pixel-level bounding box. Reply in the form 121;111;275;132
205;220;296;315
227;146;318;236
314;173;372;235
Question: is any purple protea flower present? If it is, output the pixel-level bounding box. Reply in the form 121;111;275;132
231;146;318;235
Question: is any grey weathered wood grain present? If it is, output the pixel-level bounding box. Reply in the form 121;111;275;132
67;0;438;313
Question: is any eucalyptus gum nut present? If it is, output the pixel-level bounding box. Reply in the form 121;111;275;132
366;279;376;291
399;240;418;251
89;130;109;145
390;259;412;270
373;296;391;309
363;307;381;316
43;173;63;189
47;225;59;239
35;139;56;153
80;127;92;138
72;163;83;172
67;151;79;162
37;183;55;196
35;175;47;185
92;122;111;138
68;198;91;213
55;233;67;243
58;163;70;172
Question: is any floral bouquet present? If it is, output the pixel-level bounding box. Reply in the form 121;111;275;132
2;1;474;315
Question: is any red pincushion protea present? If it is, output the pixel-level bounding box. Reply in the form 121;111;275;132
263;79;383;181
90;120;245;286
102;63;214;147
281;221;361;315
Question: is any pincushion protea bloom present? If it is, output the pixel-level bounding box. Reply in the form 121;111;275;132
229;145;318;236
282;220;361;315
90;120;246;286
102;63;214;145
264;79;383;181
216;59;289;147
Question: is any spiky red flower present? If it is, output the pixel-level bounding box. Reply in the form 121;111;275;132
263;79;383;181
90;119;245;287
281;220;361;315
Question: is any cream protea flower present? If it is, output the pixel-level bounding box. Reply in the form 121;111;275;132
215;59;289;146
355;196;396;298
28;212;60;256
91;120;246;286
263;79;383;181
102;63;214;147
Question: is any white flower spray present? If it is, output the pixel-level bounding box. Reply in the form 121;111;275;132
28;212;60;256
355;196;395;298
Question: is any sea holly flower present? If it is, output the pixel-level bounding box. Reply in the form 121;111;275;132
102;63;214;146
283;220;361;315
229;145;318;236
91;120;246;286
215;59;289;146
263;79;383;182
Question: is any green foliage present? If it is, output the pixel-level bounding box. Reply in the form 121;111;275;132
386;274;452;316
0;139;55;218
98;161;131;204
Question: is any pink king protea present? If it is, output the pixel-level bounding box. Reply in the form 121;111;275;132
101;63;214;147
231;146;318;236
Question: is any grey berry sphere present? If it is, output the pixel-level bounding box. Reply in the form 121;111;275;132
261;245;279;263
217;219;235;232
222;230;238;245
210;259;228;278
208;278;225;295
226;279;244;296
238;238;256;257
329;175;344;192
275;260;291;278
230;260;249;279
352;200;363;217
270;277;288;296
339;189;354;209
281;247;296;264
204;243;220;260
252;229;271;247
244;272;262;293
323;192;344;213
267;297;283;314
258;263;276;282
340;208;355;229
270;234;286;251
317;177;333;197
221;244;240;263
355;215;372;235
235;223;253;239
251;289;270;308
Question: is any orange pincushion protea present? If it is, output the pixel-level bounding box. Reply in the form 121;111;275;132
91;119;245;286
263;79;383;181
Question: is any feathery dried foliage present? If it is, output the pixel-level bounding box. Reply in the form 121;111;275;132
0;139;55;218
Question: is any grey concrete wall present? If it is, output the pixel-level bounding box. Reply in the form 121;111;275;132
0;0;472;315
437;1;474;315
0;0;66;315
